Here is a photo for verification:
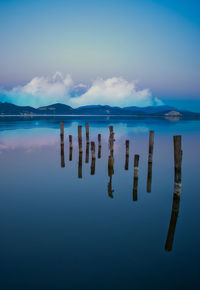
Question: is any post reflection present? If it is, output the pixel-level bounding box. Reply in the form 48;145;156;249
108;155;114;198
133;154;139;201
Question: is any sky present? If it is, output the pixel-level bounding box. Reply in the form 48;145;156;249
0;0;199;110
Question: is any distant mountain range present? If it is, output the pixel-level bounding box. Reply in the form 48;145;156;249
0;101;199;117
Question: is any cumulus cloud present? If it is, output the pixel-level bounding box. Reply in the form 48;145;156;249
3;72;73;107
0;73;163;108
69;77;163;107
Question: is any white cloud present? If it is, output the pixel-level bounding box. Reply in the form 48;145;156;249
6;72;73;107
1;73;163;108
70;77;162;107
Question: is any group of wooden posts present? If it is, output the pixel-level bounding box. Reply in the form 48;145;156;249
60;122;182;251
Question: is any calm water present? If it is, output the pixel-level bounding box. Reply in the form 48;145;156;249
0;116;200;290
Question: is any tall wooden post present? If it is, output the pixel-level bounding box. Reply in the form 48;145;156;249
125;140;129;170
165;135;182;251
133;154;139;201
85;123;89;144
90;141;96;175
147;130;154;193
78;125;83;153
78;152;83;178
108;155;114;198
109;126;114;157
60;121;64;141
69;135;73;161
98;134;101;159
85;142;89;163
60;122;65;167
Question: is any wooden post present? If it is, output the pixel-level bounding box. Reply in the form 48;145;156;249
78;125;83;153
108;155;114;198
60;121;64;141
109;126;114;157
85;142;89;163
165;135;182;251
125;140;129;170
98;134;101;159
85;123;89;144
90;141;96;175
60;143;65;168
78;152;83;178
147;130;154;193
133;154;139;201
69;135;73;161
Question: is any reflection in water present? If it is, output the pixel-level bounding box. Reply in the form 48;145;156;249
98;134;101;159
108;155;114;198
58;124;183;252
133;154;139;201
165;136;182;251
147;130;154;193
125;140;129;170
69;135;73;161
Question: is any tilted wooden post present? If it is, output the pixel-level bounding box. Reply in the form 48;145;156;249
147;130;154;193
108;155;114;198
98;134;101;159
133;154;139;201
125;140;129;170
69;135;73;161
165;135;182;251
78;125;83;153
85;123;89;144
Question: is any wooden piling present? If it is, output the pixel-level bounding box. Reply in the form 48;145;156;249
98;134;101;159
78;152;83;178
109;126;114;157
165;135;182;251
125;140;129;170
108;156;114;198
85;123;89;144
133;154;139;201
69;135;73;161
78;125;83;153
85;142;89;163
60;121;64;140
60;143;65;168
147;130;154;193
90;141;96;175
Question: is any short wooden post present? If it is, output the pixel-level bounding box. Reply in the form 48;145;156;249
85;142;89;163
125;140;129;170
60;121;64;141
90;141;96;175
165;135;182;251
147;130;154;193
78;125;83;153
78;152;83;178
98;134;101;159
133;154;139;201
85;123;89;144
108;156;114;198
69;135;73;161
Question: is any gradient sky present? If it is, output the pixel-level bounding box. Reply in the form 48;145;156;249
0;0;200;110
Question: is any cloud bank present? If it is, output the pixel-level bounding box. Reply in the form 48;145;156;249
0;72;163;108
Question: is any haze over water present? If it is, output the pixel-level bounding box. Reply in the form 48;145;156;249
0;116;199;289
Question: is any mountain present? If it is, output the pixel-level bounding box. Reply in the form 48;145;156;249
0;102;199;117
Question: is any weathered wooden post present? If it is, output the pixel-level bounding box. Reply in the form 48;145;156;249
133;154;139;201
85;142;89;163
60;122;65;167
85;123;89;144
109;126;114;157
78;152;83;178
108;155;114;198
78;125;83;153
165;135;182;251
147;130;154;193
98;134;101;159
69;135;73;161
60;121;64;141
90;141;96;175
125;140;129;170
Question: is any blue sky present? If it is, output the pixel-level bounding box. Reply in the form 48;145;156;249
0;0;199;110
